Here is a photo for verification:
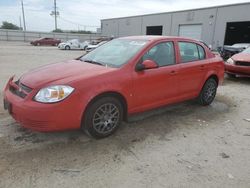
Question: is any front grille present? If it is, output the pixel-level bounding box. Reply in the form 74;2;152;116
9;85;27;98
15;80;33;93
235;61;250;66
9;80;33;98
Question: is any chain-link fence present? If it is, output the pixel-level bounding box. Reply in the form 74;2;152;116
0;29;103;42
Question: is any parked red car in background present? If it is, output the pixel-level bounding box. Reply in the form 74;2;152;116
225;47;250;77
30;38;61;46
4;36;224;138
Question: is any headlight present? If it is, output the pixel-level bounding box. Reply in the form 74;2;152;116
226;58;235;65
34;85;74;103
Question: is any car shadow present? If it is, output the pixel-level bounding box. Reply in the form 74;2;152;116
0;92;236;171
2;92;233;151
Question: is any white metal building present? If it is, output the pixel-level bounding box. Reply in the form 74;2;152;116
101;2;250;49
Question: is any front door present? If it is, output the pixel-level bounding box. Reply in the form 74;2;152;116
132;41;179;112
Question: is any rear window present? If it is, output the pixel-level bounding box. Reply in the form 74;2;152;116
178;42;206;62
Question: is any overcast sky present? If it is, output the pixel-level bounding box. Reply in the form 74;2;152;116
0;0;249;32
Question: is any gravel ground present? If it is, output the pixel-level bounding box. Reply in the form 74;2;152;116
0;41;250;188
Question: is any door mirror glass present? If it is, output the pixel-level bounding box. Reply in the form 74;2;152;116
136;60;158;71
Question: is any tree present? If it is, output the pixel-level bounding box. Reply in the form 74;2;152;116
52;28;63;33
0;21;20;30
70;30;92;34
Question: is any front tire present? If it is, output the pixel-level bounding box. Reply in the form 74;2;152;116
82;97;123;139
198;78;218;106
65;45;70;50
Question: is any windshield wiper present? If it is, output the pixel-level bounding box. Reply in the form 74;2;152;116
82;59;104;66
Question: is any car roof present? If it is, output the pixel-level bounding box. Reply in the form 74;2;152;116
119;35;198;42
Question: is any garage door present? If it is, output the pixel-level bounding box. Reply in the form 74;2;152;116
179;24;202;40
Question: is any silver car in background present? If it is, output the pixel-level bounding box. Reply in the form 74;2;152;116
58;39;89;50
85;41;108;52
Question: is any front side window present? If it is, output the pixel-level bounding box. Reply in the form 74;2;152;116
142;42;175;67
178;42;206;62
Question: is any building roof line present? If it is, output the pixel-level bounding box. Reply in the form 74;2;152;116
101;2;250;21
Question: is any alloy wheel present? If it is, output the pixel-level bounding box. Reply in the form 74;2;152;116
92;103;120;134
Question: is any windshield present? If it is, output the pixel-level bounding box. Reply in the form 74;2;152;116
80;39;148;68
242;47;250;54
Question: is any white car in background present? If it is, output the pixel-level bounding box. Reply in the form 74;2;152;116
58;39;89;50
85;41;108;52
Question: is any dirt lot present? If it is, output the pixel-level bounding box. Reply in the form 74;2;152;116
0;41;250;188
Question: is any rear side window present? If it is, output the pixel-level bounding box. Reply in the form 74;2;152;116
197;45;205;60
178;42;206;62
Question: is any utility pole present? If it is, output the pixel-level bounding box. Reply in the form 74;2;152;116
50;0;59;30
19;16;22;30
21;0;26;31
54;0;57;30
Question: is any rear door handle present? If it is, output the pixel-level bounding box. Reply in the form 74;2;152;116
169;70;177;75
199;65;205;70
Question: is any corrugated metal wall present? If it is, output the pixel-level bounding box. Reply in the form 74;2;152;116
101;3;250;49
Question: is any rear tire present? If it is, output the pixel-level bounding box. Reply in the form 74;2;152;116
198;78;218;106
82;97;123;139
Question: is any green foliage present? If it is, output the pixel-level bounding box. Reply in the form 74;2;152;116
52;28;63;33
52;29;92;34
0;21;20;30
70;30;92;34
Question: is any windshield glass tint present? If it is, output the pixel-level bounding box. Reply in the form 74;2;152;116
80;39;148;67
242;47;250;54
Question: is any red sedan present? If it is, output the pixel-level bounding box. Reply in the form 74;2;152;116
225;47;250;77
30;38;61;46
4;36;224;138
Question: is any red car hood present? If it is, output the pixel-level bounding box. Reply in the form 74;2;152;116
20;60;115;88
232;53;250;62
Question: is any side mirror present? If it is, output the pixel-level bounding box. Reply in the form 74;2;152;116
135;60;158;71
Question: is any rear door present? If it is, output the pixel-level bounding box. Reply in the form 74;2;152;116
72;40;80;49
43;38;50;45
132;41;180;111
177;41;208;97
47;38;54;45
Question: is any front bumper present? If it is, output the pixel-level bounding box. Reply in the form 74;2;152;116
3;77;84;132
225;64;250;77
